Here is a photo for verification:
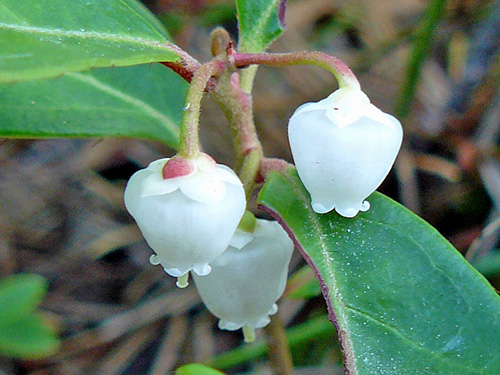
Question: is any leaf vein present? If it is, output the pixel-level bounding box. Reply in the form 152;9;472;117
345;305;485;374
66;72;178;137
287;173;359;372
116;0;166;38
248;0;280;41
0;3;24;23
0;23;175;51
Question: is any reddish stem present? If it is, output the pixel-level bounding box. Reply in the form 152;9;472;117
258;158;293;183
160;42;201;83
161;61;195;83
232;51;360;90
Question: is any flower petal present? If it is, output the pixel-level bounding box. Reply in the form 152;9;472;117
146;158;169;173
230;230;254;249
214;164;245;186
140;172;179;197
177;170;227;205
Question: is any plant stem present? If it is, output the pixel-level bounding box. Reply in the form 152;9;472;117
239;148;262;199
213;71;263;175
178;61;223;158
232;51;360;90
209;28;264;189
263;314;294;375
259;158;294;180
239;65;259;93
161;44;201;83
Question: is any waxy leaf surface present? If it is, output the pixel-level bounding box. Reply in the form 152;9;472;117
0;0;181;82
0;64;187;147
258;168;500;375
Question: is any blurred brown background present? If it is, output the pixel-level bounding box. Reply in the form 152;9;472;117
1;0;499;374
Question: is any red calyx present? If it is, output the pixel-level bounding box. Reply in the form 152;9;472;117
162;157;195;179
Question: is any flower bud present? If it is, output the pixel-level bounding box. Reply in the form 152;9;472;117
192;219;294;342
288;87;403;217
124;153;246;287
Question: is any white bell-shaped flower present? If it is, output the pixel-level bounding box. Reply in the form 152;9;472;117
192;219;294;342
288;87;403;217
124;153;246;287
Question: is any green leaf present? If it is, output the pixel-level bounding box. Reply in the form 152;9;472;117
0;314;60;359
236;0;286;52
258;168;500;375
176;364;226;375
0;63;187;147
0;274;48;324
0;0;181;83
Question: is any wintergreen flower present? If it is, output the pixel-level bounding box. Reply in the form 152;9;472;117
192;219;293;342
288;87;403;217
124;153;246;287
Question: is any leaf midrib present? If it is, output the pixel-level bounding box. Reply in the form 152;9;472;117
286;172;359;373
0;22;173;50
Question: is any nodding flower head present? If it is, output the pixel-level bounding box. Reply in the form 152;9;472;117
192;219;294;342
124;153;246;287
288;87;403;218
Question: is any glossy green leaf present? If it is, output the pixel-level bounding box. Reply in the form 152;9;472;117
236;0;286;52
0;63;187;147
0;274;47;324
176;364;226;375
258;168;500;375
0;0;182;83
0;314;60;359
